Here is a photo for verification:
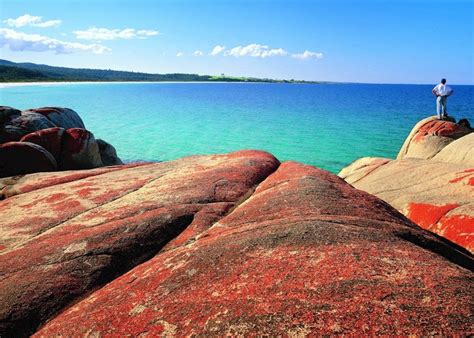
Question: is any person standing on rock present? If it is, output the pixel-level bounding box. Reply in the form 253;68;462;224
432;78;453;120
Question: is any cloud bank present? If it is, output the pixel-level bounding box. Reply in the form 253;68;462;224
209;44;323;60
74;27;160;40
224;44;288;58
4;14;61;28
0;28;110;54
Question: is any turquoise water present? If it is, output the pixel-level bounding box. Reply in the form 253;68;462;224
1;83;473;173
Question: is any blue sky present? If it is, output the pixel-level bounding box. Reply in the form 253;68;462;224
0;0;472;84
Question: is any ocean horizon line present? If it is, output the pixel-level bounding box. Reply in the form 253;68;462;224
1;81;473;89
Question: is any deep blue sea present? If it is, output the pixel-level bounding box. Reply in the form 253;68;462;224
1;83;473;173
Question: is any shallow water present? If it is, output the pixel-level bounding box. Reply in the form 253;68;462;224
1;82;473;173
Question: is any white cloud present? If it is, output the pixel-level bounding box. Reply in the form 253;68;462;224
137;30;159;37
291;50;324;60
193;50;203;56
4;14;61;28
224;44;288;58
74;27;160;41
176;52;184;57
209;43;324;61
209;45;225;56
0;28;110;54
32;20;62;28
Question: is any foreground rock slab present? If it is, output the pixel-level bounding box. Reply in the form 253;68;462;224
36;162;473;336
0;150;279;336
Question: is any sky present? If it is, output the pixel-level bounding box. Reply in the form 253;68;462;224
0;0;472;84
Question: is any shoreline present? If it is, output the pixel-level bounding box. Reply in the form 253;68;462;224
0;81;308;88
2;81;473;88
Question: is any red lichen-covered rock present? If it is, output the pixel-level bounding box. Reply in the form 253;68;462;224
23;107;85;130
341;117;474;252
20;127;65;161
0;150;279;337
340;158;473;252
397;116;471;160
0;163;149;199
1;107;122;174
0;141;57;178
35;161;473;337
60;128;103;169
2;107;84;142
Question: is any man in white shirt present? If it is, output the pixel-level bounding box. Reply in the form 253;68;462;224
432;78;453;120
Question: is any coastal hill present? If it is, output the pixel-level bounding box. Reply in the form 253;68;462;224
0;107;472;336
0;59;315;83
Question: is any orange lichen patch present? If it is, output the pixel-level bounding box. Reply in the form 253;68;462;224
412;120;464;143
76;187;101;199
449;175;471;184
44;193;68;203
449;168;474;184
407;203;460;230
438;214;474;252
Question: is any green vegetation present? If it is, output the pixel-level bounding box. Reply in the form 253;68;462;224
0;59;320;83
0;65;50;82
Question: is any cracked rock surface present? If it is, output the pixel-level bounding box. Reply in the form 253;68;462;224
0;150;278;336
31;161;473;336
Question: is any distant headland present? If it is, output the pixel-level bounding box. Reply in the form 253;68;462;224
0;59;323;84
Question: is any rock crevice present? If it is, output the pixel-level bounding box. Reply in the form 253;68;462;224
0;150;280;337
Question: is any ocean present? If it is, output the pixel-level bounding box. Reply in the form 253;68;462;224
1;82;473;173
